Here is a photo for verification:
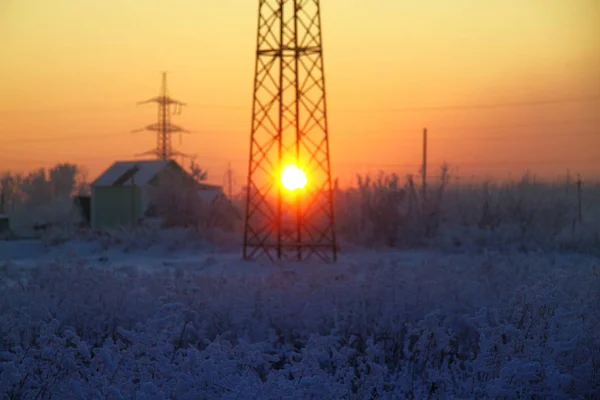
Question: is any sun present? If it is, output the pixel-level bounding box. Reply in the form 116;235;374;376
280;165;308;191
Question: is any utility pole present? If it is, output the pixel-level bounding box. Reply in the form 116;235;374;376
131;173;136;228
421;128;428;210
226;162;233;200
577;174;583;223
132;72;190;160
407;174;415;216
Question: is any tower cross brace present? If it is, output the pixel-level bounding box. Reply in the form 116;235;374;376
243;0;337;262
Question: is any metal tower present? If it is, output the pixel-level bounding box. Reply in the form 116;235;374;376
133;72;189;160
243;0;337;262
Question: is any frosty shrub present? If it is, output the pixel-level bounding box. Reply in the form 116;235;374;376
0;251;598;398
9;197;83;239
1;163;87;236
334;173;408;248
333;171;600;255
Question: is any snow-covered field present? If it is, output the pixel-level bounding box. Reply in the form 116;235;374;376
1;237;599;399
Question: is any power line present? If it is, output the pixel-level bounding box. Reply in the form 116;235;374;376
4;140;599;168
2;154;598;178
3;115;596;146
0;132;127;145
344;157;600;168
1;94;598;115
376;117;600;137
374;129;599;142
0;128;595;147
4;124;596;147
0;154;136;165
332;95;600;113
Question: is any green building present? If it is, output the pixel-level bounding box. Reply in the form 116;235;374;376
91;159;223;230
0;214;9;236
0;192;8;235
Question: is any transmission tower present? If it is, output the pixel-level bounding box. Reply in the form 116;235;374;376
223;162;238;200
243;0;337;262
133;72;190;160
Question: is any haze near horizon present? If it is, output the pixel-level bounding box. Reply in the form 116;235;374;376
1;0;598;187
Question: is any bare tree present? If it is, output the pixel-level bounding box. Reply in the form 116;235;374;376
21;168;51;207
1;172;23;212
189;157;208;182
49;163;79;198
75;167;91;196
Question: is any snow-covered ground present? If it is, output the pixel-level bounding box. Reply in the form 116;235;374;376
1;237;599;399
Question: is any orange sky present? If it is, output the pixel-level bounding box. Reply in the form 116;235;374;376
1;0;599;189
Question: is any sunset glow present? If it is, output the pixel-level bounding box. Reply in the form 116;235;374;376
280;165;307;191
0;0;599;187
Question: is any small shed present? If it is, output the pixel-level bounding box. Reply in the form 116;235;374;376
0;213;9;235
0;192;8;235
73;195;91;226
91;159;219;230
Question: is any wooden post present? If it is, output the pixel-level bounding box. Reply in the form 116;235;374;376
227;162;233;200
422;128;428;212
577;174;582;224
131;174;136;228
407;174;414;216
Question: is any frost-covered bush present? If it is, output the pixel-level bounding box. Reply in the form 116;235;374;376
9;197;83;238
1;163;88;237
1;251;598;398
333;172;600;255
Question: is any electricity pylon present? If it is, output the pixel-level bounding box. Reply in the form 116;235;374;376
243;0;337;262
132;72;190;160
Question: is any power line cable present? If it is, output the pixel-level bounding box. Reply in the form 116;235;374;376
344;157;600;168
0;132;127;145
4;152;598;180
1;94;598;115
332;95;600;113
3;116;596;145
371;129;600;142
129;94;600;113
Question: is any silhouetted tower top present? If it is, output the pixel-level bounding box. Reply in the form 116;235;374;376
132;72;189;160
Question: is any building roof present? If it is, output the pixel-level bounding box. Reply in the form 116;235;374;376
197;183;223;191
197;188;223;203
92;160;173;187
92;160;225;192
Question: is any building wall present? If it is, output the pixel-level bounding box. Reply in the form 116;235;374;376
91;186;143;230
0;215;9;234
141;185;156;215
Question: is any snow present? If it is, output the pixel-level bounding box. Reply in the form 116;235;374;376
1;236;599;398
92;160;171;187
0;239;48;260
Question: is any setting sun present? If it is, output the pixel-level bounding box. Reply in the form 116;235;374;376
280;165;307;191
